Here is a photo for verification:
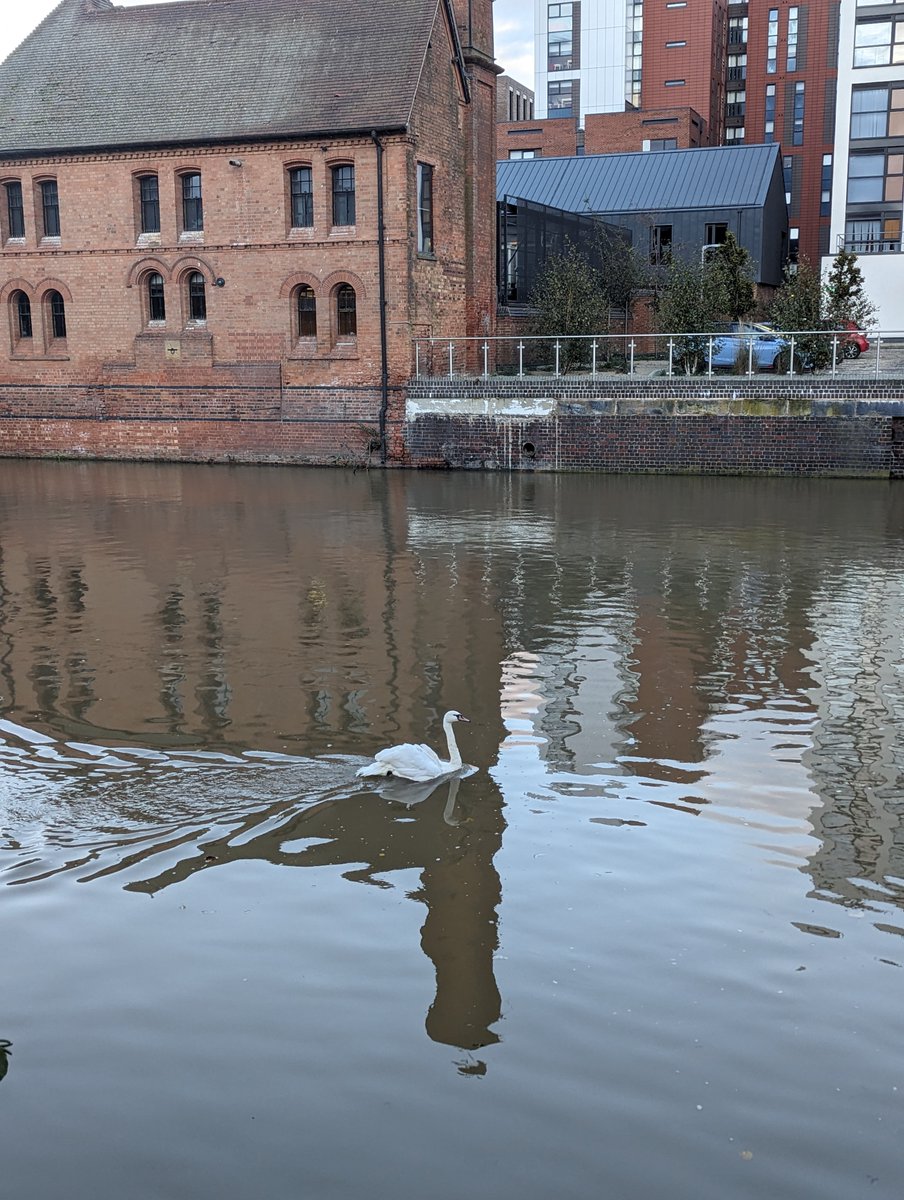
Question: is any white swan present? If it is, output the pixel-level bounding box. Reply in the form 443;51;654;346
356;711;471;782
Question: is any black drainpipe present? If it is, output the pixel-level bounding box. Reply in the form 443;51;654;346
371;132;389;464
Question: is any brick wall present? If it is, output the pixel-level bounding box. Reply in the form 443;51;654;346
0;2;496;453
584;108;707;154
403;378;904;478
497;118;579;159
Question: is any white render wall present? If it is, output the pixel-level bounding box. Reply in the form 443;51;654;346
534;0;629;122
825;0;904;329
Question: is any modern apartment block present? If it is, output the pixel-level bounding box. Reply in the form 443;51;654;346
725;1;839;266
827;0;904;327
533;0;727;139
530;0;839;265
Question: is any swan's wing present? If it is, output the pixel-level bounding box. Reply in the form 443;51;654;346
370;741;446;782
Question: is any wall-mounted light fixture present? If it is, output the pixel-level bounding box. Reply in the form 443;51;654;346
228;158;243;167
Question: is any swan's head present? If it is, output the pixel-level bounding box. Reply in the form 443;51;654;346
444;710;470;724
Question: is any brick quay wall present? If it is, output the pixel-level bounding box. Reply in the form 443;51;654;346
1;376;903;478
404;378;904;479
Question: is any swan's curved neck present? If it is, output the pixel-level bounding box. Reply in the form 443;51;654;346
443;718;463;769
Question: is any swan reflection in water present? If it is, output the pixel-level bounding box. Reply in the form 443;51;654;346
368;765;478;826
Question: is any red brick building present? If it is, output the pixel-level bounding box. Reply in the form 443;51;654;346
640;0;728;143
0;0;499;465
734;0;837;266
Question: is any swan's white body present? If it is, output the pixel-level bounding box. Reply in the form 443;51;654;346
356;711;470;782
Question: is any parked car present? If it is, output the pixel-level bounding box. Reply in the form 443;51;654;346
840;321;869;358
673;323;790;373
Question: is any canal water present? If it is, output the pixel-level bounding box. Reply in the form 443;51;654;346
1;462;902;1200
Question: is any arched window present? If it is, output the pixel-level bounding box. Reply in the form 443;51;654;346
147;272;166;322
13;290;32;339
296;284;316;337
46;290;67;339
336;284;356;337
187;271;206;322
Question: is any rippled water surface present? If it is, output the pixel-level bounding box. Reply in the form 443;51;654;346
1;462;903;1199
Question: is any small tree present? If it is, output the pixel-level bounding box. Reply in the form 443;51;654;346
707;232;756;323
768;258;831;369
823;247;877;333
529;239;609;371
594;222;649;334
654;257;724;373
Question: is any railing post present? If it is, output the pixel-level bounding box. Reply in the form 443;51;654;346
447;341;454;379
518;341;524;378
707;336;714;377
789;335;796;377
482;341;489;378
629;340;636;376
555;340;561;377
668;338;674;377
875;334;882;379
747;337;754;376
831;335;838;377
415;341;420;379
591;340;597;377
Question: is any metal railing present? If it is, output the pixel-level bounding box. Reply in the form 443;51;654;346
413;329;904;381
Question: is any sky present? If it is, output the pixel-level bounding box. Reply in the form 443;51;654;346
0;0;535;84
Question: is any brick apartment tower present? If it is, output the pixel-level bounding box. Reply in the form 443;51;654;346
725;1;838;267
641;0;729;144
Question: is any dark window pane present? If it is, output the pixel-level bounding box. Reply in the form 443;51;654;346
148;272;166;321
48;290;67;339
14;291;32;339
181;173;203;232
417;163;434;254
337;284;356;336
296;285;316;337
188;271;206;320
40;179;60;237
289;167;313;227
332;166;355;226
5;181;24;238
139;175;160;233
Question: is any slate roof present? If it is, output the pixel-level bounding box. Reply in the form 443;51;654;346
0;0;442;155
496;144;783;215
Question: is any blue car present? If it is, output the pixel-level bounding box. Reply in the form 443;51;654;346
708;324;790;370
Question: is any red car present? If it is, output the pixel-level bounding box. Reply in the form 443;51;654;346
841;321;869;359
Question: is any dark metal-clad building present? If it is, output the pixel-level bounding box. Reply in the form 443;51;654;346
496;144;789;286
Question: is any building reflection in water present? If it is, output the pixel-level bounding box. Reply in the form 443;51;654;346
1;464;904;1040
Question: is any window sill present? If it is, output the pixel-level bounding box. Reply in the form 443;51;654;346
417;250;437;261
329;225;357;237
11;353;70;361
324;341;358;360
288;339;319;359
3;237;26;249
179;231;204;243
40;236;62;247
137;232;162;247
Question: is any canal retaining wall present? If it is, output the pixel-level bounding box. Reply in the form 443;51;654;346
2;376;904;478
404;378;904;478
